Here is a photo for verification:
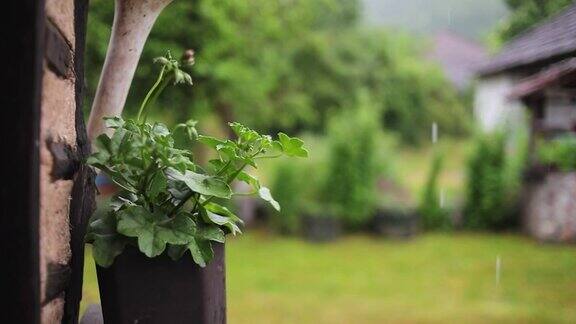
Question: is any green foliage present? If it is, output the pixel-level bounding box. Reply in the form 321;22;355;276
498;0;573;41
322;94;380;229
290;29;470;144
270;161;304;235
538;135;576;171
86;0;358;124
86;53;307;267
419;151;451;230
463;130;528;230
86;0;469;144
464;133;506;230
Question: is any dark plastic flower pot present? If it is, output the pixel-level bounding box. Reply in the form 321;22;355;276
96;243;225;324
302;215;341;242
372;209;419;239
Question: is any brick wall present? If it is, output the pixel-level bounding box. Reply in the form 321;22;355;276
40;0;79;322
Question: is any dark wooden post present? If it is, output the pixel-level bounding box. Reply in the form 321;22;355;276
1;2;94;323
0;1;46;323
63;1;96;323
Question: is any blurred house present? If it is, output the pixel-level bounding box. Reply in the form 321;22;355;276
475;4;576;243
427;31;487;91
474;3;576;132
509;58;576;137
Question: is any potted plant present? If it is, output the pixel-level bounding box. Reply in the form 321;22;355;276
301;205;342;243
85;52;308;322
372;208;419;239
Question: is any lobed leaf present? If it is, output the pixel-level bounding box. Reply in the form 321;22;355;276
258;186;281;211
278;133;309;157
116;206;168;258
166;168;232;199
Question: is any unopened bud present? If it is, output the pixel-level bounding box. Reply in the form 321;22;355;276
181;49;195;66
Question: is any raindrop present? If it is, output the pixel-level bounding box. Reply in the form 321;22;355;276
431;122;438;144
439;188;445;208
495;255;502;286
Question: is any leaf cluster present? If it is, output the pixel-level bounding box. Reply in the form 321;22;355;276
86;53;307;267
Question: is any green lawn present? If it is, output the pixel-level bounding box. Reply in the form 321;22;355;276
82;232;576;323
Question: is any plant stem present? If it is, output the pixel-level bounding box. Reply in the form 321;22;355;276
139;161;157;210
142;78;171;124
216;160;232;176
202;162;249;207
255;154;283;160
137;66;166;122
168;191;196;217
226;162;248;183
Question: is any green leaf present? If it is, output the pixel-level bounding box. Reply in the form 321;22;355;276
116;206;167;257
104;116;125;129
167;239;214;267
201;204;242;235
90;234;127;268
86;135;112;166
147;170;167;200
166;168;232;198
85;212;126;267
258;186;280;211
157;213;197;245
229;122;259;144
278;133;309;158
187;238;214;267
237;171;260;190
110;127;127;155
216;143;239;160
197;135;227;149
167;154;195;173
197;225;225;243
152;122;170;137
167;244;187;261
167;179;192;201
204;202;243;222
86;211;117;236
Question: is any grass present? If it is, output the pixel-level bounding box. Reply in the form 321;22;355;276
82;232;576;323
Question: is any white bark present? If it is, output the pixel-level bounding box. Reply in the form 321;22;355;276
87;0;173;140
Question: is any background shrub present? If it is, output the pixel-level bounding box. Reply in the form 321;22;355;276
322;93;380;229
538;135;576;172
463;130;528;230
270;160;305;235
419;151;451;230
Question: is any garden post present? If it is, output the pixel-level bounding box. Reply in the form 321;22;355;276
1;1;94;323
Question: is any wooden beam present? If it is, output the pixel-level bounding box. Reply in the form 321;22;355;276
62;0;96;323
0;1;46;323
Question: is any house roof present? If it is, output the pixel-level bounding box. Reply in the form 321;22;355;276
479;3;576;76
427;31;487;90
509;57;576;99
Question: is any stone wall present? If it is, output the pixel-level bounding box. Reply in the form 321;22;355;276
524;172;576;243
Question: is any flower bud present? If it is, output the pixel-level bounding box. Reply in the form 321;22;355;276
181;49;195;66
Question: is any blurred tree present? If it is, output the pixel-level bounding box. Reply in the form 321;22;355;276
86;0;468;143
291;29;469;143
498;0;573;41
463;130;528;231
86;0;358;131
322;92;380;229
